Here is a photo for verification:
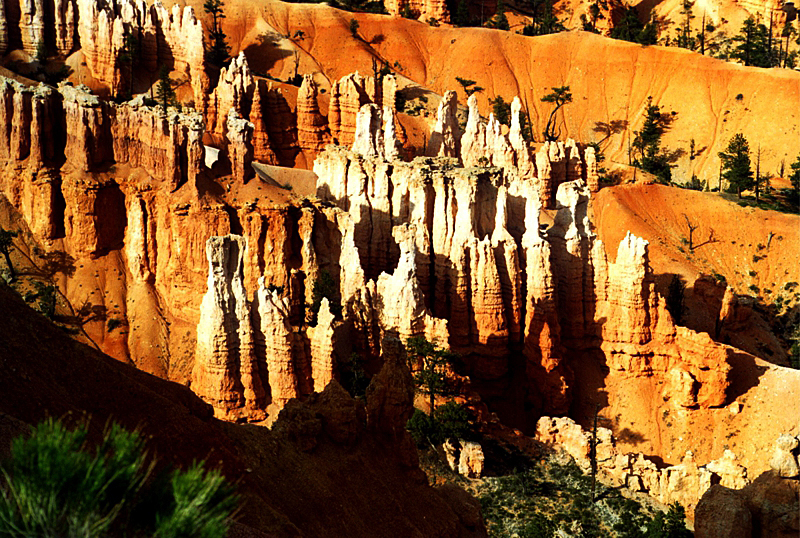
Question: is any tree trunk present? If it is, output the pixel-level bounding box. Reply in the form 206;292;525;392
2;251;14;281
700;13;706;54
590;406;599;502
755;146;761;205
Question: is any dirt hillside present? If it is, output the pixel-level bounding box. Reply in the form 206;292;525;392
183;0;800;186
593;183;800;363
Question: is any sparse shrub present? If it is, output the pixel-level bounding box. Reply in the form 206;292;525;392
685;175;706;191
749;284;760;294
23;281;56;318
749;270;757;277
790;341;800;369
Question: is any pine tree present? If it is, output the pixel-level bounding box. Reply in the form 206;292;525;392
406;337;457;418
0;227;18;282
732;17;778;67
490;95;511;125
718;133;753;197
610;7;658;45
789;155;800;208
491;1;510;30
454;0;471;26
204;0;230;68
676;0;696;49
632;97;672;183
522;0;564;36
156;66;176;111
541;86;572;141
118;29;140;99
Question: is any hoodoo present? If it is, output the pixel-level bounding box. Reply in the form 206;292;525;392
0;0;798;535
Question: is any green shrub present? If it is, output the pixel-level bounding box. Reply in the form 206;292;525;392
406;402;472;447
340;353;369;399
711;271;727;284
0;419;237;538
308;270;342;326
407;409;439;446
645;502;692;537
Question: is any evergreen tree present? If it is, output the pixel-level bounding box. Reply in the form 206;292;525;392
676;0;696;49
406;337;457;418
23;281;56;318
0;419;237;538
632;97;672;183
156;66;176;111
35;40;47;64
490;95;511;125
0;227;18;282
732;17;778;67
788;154;800;208
349;18;360;38
522;0;565;36
645;502;693;538
118;29;140;99
308;269;342;325
455;76;483;96
610;8;658;45
454;0;472;26
639;15;660;45
541;85;572;141
718;133;753;197
204;0;230;68
489;1;510;30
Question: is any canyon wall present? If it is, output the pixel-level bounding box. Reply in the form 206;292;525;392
0;24;794;525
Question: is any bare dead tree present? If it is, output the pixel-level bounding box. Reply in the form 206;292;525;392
693;228;717;250
683;214;699;251
683;214;717;251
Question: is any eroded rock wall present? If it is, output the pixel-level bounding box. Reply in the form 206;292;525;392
535;416;750;517
313;144;731;418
